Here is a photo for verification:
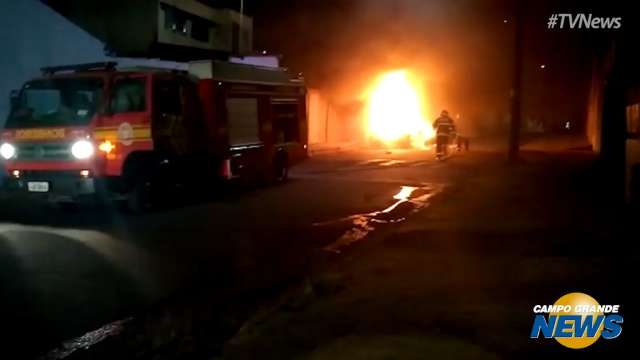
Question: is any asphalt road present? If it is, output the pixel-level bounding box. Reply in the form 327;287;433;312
0;148;449;358
222;146;637;359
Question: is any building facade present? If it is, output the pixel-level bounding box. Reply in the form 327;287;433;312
42;0;253;60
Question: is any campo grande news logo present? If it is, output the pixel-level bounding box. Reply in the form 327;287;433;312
530;293;623;349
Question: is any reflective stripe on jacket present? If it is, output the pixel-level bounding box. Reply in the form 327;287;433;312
433;116;455;135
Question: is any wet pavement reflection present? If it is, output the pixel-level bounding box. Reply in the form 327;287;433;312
316;184;442;253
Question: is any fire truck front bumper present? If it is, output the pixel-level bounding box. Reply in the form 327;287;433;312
3;170;103;202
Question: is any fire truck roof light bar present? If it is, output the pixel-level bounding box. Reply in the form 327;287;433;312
41;62;118;75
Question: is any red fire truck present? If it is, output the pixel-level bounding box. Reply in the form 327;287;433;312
1;61;307;211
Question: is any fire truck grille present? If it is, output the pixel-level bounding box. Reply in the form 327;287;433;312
15;143;73;161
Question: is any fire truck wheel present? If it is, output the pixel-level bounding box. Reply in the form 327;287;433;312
127;177;154;214
274;153;289;183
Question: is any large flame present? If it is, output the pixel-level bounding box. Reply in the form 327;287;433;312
366;70;434;148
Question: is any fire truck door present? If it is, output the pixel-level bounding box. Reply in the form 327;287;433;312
153;79;188;155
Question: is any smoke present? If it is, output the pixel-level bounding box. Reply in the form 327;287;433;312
254;0;514;132
253;0;601;136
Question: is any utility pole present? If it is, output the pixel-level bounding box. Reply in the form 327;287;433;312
508;1;524;162
325;102;330;143
240;0;244;24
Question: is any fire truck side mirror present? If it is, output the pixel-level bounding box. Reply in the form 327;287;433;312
9;89;19;108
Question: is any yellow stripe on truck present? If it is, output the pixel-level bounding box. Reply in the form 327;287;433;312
15;128;66;140
92;129;118;139
132;127;152;139
93;126;151;142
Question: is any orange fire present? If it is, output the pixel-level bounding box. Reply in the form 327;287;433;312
365;70;434;148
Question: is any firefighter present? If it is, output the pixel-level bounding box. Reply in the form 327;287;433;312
432;110;456;157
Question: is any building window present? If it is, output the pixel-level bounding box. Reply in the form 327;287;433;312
627;104;640;138
162;3;214;43
191;19;211;42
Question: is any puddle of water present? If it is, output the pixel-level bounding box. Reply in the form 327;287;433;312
43;318;132;360
316;185;441;253
379;160;406;166
357;159;387;165
357;159;406;167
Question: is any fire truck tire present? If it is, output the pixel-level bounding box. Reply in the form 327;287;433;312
127;176;154;214
273;152;289;183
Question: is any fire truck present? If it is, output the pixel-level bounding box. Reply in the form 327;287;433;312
1;61;307;211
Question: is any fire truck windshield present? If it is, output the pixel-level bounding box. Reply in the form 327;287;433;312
6;77;104;128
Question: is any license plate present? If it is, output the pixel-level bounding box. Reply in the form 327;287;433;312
27;181;49;192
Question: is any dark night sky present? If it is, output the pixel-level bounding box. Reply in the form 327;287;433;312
245;0;634;129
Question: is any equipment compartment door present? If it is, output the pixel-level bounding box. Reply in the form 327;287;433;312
226;97;260;146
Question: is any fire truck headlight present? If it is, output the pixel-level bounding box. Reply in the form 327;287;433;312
0;143;16;160
71;140;94;159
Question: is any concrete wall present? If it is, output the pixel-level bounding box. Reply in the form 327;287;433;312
307;89;364;145
586;42;617;154
586;60;605;153
43;0;252;58
158;0;252;54
307;89;333;144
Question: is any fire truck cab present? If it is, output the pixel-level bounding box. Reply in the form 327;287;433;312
1;61;307;211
